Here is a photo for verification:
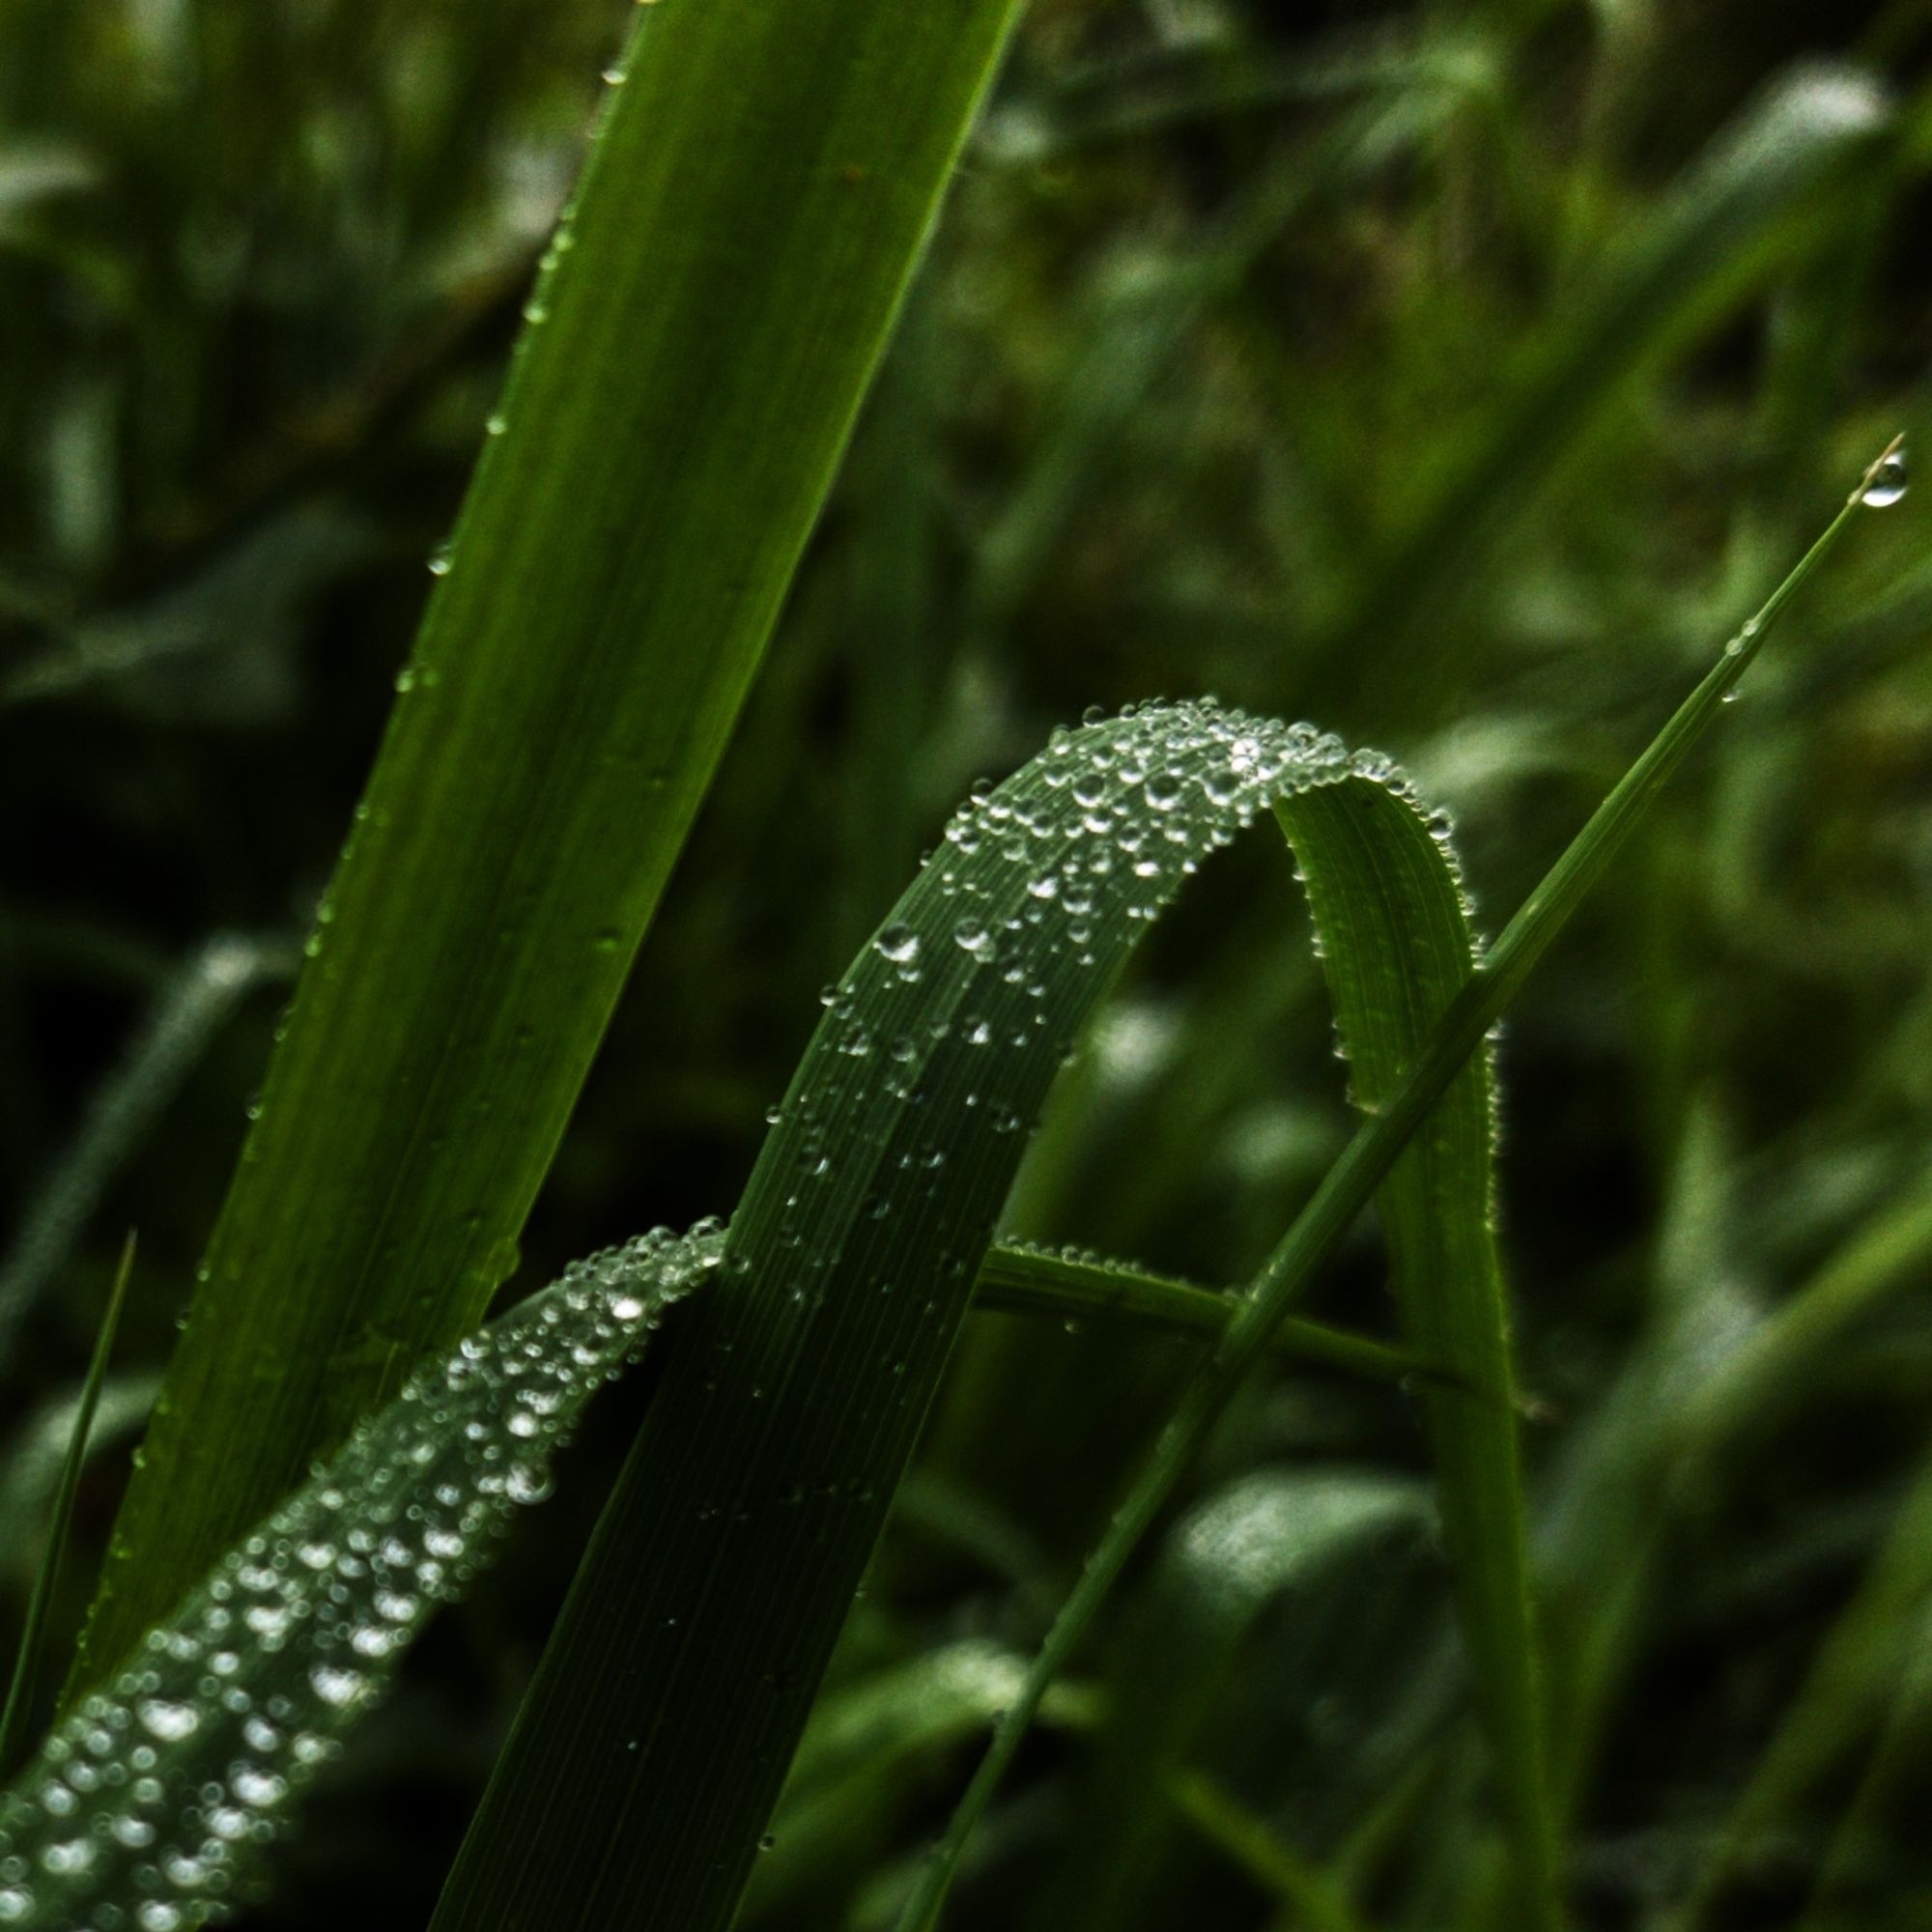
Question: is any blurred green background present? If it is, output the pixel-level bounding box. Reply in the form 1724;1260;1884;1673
3;1;1931;1927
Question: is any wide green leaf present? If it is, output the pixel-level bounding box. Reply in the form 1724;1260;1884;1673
76;0;1027;1688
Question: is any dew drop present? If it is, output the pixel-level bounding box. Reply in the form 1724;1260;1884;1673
307;1664;366;1709
874;923;921;966
135;1699;201;1743
1861;445;1907;508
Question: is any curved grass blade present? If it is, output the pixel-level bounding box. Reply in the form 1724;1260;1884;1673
0;1236;134;1781
76;0;1029;1689
0;1227;714;1931
1275;775;1553;1920
428;704;1442;1932
0;1381;159;1585
741;1641;1094;1922
893;448;1894;1932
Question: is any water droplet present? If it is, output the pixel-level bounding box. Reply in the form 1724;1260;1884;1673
1861;445;1907;508
874;923;921;965
135;1699;201;1743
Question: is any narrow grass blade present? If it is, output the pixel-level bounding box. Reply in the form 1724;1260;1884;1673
0;1236;134;1780
427;706;1444;1932
972;1243;1460;1393
0;1228;714;1931
963;88;1445;650
1274;775;1553;1923
892;447;1893;1932
0;937;287;1366
76;0;1029;1689
0;1379;158;1581
741;1642;1094;1922
1676;1172;1932;1459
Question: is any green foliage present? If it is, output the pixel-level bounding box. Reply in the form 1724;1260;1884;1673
72;0;1027;1690
4;3;1932;1930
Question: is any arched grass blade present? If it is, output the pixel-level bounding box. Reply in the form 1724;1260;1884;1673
1274;775;1553;1921
892;448;1892;1932
427;705;1441;1932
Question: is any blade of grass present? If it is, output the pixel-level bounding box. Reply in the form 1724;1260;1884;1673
1274;773;1553;1923
1033;1469;1426;1932
426;707;1451;1932
1676;1171;1932;1458
0;1227;716;1928
962;86;1450;652
892;446;1896;1932
971;1243;1465;1395
0;1233;133;1780
0;1378;157;1580
74;0;1030;1690
740;1641;1095;1923
1663;1440;1932;1931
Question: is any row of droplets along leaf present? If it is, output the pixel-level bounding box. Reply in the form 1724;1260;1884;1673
712;700;1456;1419
0;1226;721;1931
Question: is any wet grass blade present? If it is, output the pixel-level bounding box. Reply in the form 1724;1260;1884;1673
0;1230;715;1929
1664;1441;1932;1930
75;0;1028;1689
1274;776;1553;1922
426;707;1446;1932
0;1233;133;1780
893;447;1894;1932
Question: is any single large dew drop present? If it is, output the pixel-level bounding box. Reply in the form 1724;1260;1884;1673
1861;445;1907;508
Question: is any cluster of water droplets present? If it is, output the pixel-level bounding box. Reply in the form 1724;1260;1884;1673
744;701;1443;1341
0;1226;719;1931
835;699;1444;1057
924;699;1425;941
